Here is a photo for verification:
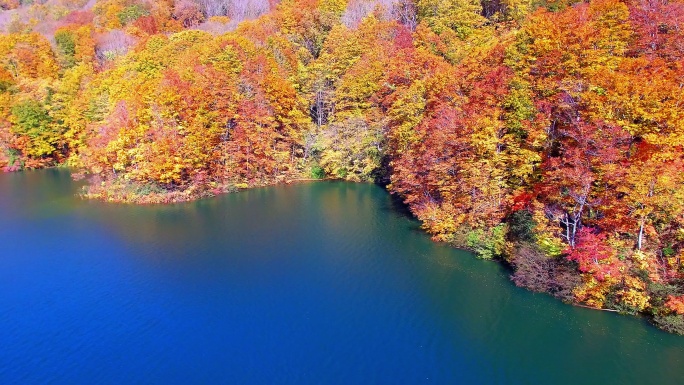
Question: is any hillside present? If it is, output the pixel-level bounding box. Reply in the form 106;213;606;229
2;0;684;333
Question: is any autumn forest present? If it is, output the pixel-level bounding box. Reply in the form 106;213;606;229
1;0;684;334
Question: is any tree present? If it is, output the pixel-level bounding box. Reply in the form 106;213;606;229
10;99;60;158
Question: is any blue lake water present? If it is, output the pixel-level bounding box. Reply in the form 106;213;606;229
1;169;683;384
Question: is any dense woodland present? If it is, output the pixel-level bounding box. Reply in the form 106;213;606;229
2;0;684;333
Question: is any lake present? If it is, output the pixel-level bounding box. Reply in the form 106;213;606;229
1;169;683;384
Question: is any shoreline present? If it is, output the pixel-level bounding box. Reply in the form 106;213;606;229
3;167;679;335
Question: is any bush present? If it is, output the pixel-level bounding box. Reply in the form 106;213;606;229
511;245;553;292
134;182;163;197
310;165;325;179
648;282;683;308
653;314;684;335
7;148;18;166
507;210;536;242
336;167;348;178
465;224;507;260
510;244;580;302
0;79;14;92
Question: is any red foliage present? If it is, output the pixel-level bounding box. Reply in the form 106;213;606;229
566;228;623;281
666;295;684;315
133;16;159;35
62;10;95;26
511;192;534;211
629;0;684;61
393;24;413;50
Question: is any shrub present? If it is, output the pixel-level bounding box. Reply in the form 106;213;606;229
507;210;536;242
465;224;507;260
336;167;348;178
653;314;684;335
310;165;325;179
511;244;581;302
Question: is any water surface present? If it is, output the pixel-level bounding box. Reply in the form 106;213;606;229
1;169;683;384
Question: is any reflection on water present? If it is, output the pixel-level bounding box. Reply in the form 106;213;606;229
1;169;683;384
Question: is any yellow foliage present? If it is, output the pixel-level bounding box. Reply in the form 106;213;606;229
574;274;613;309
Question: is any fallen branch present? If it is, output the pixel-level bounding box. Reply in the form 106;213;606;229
576;304;619;312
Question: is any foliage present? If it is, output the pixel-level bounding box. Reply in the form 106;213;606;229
10;99;59;157
54;29;76;67
653;314;684;336
459;224;508;260
310;164;325;179
508;210;537;243
117;4;148;25
3;0;684;334
510;244;581;302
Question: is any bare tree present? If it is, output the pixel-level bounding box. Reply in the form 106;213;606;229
95;30;137;63
183;0;274;31
174;0;205;27
391;0;416;31
340;0;417;30
230;0;270;21
342;0;398;28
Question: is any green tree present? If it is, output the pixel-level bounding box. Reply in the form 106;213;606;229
10;99;59;157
